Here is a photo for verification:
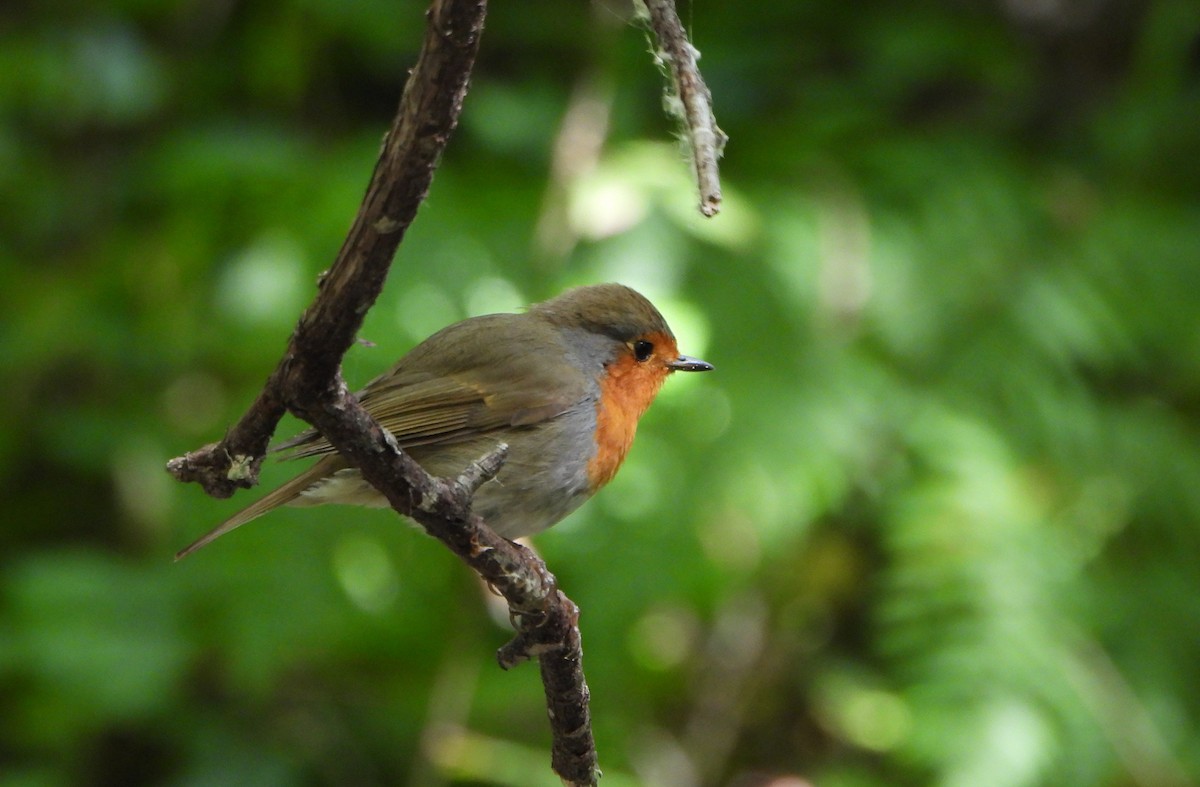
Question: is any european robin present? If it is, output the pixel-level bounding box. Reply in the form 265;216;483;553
176;283;712;559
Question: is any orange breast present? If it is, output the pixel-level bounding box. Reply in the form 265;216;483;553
586;352;669;489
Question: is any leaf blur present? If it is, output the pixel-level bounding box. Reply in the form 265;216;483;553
2;1;1199;785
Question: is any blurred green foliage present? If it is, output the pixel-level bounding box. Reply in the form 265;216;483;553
2;0;1199;785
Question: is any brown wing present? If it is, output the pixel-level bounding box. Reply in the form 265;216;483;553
274;312;591;460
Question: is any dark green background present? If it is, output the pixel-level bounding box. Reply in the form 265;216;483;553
3;1;1200;785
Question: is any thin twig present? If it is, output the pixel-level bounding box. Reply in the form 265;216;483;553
639;0;726;216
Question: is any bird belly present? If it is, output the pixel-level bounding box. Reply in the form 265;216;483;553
287;408;598;539
445;418;596;538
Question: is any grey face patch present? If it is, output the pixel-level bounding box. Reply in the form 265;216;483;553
557;326;622;378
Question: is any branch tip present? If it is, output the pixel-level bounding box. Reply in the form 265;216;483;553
456;442;509;494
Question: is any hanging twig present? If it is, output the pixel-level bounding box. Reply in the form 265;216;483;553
638;0;727;216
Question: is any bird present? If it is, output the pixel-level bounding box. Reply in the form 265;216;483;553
176;283;713;560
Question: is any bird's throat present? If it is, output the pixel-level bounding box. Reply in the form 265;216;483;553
586;356;666;489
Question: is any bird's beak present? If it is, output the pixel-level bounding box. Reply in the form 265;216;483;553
667;355;714;372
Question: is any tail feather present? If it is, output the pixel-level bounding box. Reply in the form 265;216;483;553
174;456;344;561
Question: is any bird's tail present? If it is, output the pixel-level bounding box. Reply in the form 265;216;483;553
174;456;343;561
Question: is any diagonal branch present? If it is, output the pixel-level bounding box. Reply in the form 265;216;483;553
167;0;487;498
164;1;599;784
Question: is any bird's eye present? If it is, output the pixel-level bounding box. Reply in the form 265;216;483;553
633;339;654;362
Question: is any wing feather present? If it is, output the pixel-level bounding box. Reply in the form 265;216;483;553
274;314;592;460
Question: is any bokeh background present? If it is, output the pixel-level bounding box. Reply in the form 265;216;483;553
4;0;1200;785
